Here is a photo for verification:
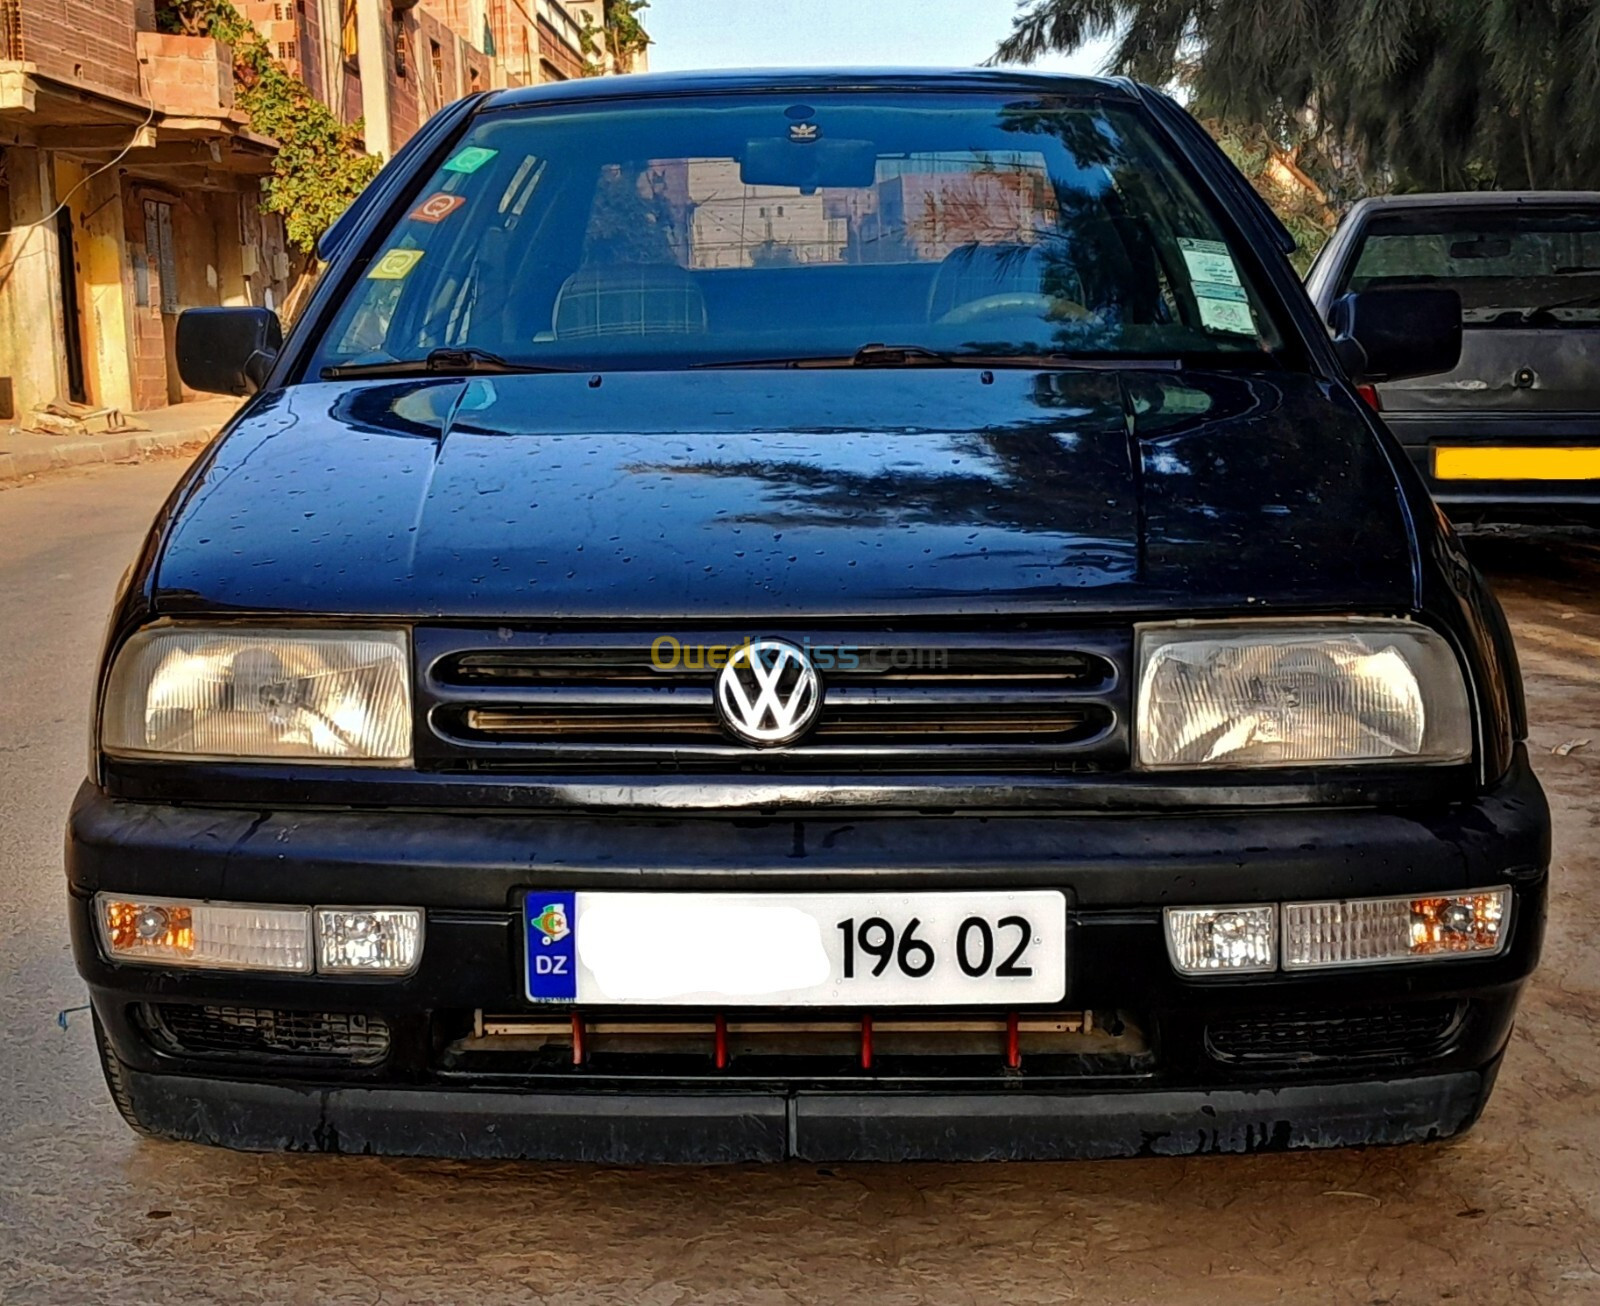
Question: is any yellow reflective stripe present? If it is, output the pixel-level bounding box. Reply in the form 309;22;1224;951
1433;447;1600;480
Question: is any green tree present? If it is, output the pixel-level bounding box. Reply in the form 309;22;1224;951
994;0;1600;192
581;0;651;75
159;0;382;253
1209;121;1337;272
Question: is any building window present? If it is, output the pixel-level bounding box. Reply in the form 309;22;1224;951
394;24;409;77
341;0;358;67
430;39;444;104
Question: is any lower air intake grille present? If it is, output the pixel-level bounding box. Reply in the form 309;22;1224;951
1206;1002;1463;1065
143;1004;391;1066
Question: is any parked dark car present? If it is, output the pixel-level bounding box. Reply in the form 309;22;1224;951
68;69;1548;1163
1308;191;1600;523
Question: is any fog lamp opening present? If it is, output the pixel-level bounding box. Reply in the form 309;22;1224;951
315;908;424;974
1164;905;1277;975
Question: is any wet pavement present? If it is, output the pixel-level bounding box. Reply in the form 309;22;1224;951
2;461;1599;1305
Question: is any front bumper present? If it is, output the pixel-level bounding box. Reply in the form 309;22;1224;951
68;748;1549;1161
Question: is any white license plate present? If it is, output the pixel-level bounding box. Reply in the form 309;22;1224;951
523;890;1068;1006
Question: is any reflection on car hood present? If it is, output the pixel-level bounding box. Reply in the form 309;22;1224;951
153;370;1415;619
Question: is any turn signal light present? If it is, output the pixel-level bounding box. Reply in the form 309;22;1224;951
96;895;312;972
95;896;427;975
1282;889;1510;969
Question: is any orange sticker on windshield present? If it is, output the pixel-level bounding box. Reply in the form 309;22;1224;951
410;192;467;224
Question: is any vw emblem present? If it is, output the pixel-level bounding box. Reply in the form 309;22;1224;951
715;639;822;746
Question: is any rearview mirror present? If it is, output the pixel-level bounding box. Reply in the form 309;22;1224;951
176;307;283;396
741;138;878;191
1329;288;1461;384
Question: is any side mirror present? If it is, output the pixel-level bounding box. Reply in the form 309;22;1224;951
176;307;283;396
1329;288;1462;384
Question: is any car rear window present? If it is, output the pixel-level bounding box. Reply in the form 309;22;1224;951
308;92;1287;374
1345;207;1600;327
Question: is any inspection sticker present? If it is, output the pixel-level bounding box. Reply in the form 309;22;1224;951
409;192;467;223
1178;237;1256;336
442;146;497;174
366;248;425;280
1194;284;1255;334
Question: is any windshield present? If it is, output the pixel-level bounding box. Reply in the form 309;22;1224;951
1345;207;1600;327
308;92;1287;375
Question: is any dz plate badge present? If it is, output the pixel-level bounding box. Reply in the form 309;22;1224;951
525;892;577;1001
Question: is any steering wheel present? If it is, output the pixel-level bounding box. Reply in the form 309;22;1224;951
937;293;1093;326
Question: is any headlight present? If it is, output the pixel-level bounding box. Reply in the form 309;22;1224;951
1136;621;1471;769
101;627;411;763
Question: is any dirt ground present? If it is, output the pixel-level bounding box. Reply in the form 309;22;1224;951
2;462;1600;1305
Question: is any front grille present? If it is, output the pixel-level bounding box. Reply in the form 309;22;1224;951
142;1004;391;1066
1206;1002;1464;1066
416;628;1128;772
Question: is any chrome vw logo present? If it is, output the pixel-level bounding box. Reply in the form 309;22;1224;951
715;639;822;746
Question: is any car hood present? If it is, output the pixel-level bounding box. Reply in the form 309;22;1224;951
153;369;1416;620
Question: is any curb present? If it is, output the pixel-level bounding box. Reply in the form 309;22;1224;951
0;426;222;486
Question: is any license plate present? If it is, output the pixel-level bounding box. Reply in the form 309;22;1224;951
1434;446;1600;480
523;890;1068;1006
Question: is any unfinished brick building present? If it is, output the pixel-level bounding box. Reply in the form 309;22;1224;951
0;0;623;419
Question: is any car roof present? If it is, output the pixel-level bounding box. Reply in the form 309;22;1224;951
485;67;1138;112
1347;190;1600;217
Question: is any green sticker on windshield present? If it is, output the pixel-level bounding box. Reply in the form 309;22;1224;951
443;146;497;174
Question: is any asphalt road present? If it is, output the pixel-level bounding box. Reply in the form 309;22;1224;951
3;458;1600;1305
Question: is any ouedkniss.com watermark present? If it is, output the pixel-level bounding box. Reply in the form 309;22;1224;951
648;636;949;672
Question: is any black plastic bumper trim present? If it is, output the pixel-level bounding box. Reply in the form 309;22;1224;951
118;1064;1489;1162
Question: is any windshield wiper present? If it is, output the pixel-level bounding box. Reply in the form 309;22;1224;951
690;343;955;369
1524;288;1600;318
950;351;1185;371
691;344;1183;371
852;343;957;366
321;347;574;379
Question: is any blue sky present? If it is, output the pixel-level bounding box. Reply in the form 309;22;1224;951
643;0;1113;76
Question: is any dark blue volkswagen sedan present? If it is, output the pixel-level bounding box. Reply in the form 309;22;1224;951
67;69;1548;1162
